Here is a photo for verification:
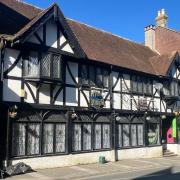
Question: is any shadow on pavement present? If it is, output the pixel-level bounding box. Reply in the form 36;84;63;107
133;167;180;180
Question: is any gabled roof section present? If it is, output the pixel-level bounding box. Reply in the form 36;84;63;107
149;51;178;76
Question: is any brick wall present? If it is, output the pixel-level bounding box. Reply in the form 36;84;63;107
155;27;180;54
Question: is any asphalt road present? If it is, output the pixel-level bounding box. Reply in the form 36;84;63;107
6;156;180;180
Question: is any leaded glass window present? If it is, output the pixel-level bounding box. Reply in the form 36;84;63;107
83;124;91;150
81;65;88;85
103;69;109;88
43;124;54;154
89;66;95;86
24;52;39;77
41;53;51;77
27;124;40;155
53;55;61;79
94;124;102;149
102;124;110;148
12;123;26;156
137;125;144;146
122;124;130;147
131;125;137;146
56;124;66;153
72;124;81;151
96;68;103;88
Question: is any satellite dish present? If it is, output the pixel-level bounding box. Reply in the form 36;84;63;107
154;83;163;91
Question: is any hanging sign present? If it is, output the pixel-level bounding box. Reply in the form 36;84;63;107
90;90;105;108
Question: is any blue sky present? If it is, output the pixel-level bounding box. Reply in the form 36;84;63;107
26;0;180;43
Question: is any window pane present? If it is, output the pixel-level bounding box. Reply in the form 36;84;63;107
12;123;26;156
147;123;159;145
137;76;143;93
81;65;88;85
56;124;66;153
132;76;137;92
131;125;137;146
42;53;51;77
72;124;81;151
123;124;130;147
117;124;122;148
103;124;110;148
43;124;54;154
24;52;39;77
94;124;102;149
83;124;91;150
53;55;61;79
27;124;40;155
147;79;152;94
138;125;144;146
89;66;95;86
103;70;109;88
96;68;103;88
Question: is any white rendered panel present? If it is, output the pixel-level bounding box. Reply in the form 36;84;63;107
4;48;22;77
122;94;131;110
60;33;66;45
53;86;63;106
161;100;166;113
39;84;50;104
66;87;78;106
24;82;36;103
132;95;138;111
46;19;57;48
147;97;154;111
66;62;78;85
122;74;130;92
80;90;89;107
62;44;74;54
154;98;160;112
112;71;121;91
113;93;121;109
3;79;21;102
103;91;110;109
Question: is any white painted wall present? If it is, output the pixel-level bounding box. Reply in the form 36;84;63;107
66;62;78;85
65;87;78;106
3;79;21;102
113;93;121;109
39;84;50;104
80;90;89;107
24;82;37;103
4;48;22;77
46;18;58;48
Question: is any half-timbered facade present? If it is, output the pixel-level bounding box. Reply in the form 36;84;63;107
0;1;180;169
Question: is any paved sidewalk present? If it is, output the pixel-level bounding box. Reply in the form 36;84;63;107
5;156;180;180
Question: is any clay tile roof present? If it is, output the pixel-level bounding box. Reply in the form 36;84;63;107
149;51;178;76
67;19;158;75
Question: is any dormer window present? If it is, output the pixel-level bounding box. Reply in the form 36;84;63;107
23;51;62;83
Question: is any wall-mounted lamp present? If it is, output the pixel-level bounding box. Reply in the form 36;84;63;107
71;109;78;120
161;115;166;120
9;105;18;119
146;116;151;121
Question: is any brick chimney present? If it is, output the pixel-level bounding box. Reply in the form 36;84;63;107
144;25;155;50
156;9;168;27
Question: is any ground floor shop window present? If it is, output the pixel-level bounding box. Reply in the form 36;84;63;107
72;123;110;152
117;123;144;148
147;122;160;145
11;111;67;157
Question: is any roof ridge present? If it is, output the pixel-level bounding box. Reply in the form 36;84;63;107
67;18;154;50
15;0;43;11
157;26;180;35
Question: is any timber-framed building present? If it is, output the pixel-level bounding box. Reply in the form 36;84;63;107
0;0;180;169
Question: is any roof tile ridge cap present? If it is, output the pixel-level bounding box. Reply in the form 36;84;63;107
15;0;43;11
157;26;180;35
67;18;154;49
